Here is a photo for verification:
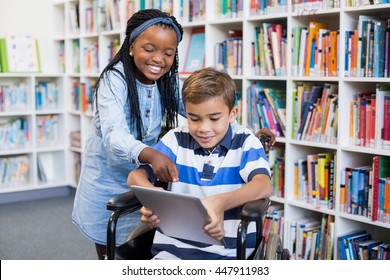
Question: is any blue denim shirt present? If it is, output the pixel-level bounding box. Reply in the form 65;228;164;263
72;61;184;245
94;63;162;166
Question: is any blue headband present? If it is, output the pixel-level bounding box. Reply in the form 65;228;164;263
129;17;182;44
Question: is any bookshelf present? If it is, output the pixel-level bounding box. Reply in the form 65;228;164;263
173;0;390;260
0;73;67;193
2;0;390;259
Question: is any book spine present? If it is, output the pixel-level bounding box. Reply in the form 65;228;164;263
385;20;390;77
383;95;390;149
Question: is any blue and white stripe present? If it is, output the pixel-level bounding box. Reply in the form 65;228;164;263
142;124;270;259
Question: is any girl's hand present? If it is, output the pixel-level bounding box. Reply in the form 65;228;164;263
140;206;160;228
255;128;276;150
150;151;179;183
201;196;225;241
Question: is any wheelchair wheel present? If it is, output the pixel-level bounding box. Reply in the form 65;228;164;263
264;234;281;260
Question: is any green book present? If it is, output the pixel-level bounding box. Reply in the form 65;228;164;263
0;38;9;72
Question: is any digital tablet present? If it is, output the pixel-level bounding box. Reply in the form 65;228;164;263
130;185;224;245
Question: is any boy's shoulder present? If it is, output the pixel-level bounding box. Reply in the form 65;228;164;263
231;123;256;137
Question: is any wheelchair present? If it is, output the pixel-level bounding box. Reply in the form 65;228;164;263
105;134;290;260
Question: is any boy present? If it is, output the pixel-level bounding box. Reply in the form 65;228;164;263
127;67;273;259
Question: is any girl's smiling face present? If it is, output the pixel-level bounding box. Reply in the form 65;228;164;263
130;25;178;84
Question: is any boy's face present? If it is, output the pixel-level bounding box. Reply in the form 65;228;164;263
130;25;177;84
186;96;237;151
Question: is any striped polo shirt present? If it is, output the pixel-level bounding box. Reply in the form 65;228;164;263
141;124;271;260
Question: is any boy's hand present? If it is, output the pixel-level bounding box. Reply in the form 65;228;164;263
140;206;160;228
201;196;225;241
150;152;179;183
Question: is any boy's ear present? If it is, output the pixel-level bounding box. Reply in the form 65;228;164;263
229;106;238;123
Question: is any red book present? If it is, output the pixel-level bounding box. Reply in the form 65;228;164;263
371;156;379;221
383;95;390;149
371;156;390;221
359;97;366;146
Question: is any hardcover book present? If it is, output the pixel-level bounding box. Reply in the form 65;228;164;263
182;27;205;74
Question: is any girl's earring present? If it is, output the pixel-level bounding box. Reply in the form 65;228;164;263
129;52;133;56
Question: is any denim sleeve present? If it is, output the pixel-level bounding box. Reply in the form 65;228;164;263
98;71;147;165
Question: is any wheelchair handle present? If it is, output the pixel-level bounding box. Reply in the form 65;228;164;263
258;134;271;150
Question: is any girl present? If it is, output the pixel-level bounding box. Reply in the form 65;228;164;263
72;9;184;260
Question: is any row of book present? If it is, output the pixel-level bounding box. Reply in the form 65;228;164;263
0;118;30;151
36;115;61;148
294;152;336;209
268;145;285;198
263;204;285;251
292;82;338;144
349;84;390;150
35;81;59;111
70;130;81;149
346;0;390;7
285;214;335;260
61;37;119;75
344;16;390;78
340;155;390;224
0;83;28;112
69;0;124;34
37;155;47;183
338;229;390;260
292;0;340;13
83;43;99;74
234;91;243;125
178;0;206;23
216;0;244;18
252;23;287;77
0;155;30;188
0;33;40;73
71;40;80;73
214;30;243;76
73;152;82;185
247;83;286;137
71;80;96;114
127;0;173;19
250;0;287;16
291;23;339;78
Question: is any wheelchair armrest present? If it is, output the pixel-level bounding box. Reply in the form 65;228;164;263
240;197;270;222
106;190;142;260
237;197;270;260
107;190;142;213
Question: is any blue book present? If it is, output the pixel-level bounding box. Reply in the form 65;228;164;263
357;167;371;216
183;27;205;73
297;85;323;140
358;240;383;260
373;20;387;77
346;232;372;260
344;30;352;77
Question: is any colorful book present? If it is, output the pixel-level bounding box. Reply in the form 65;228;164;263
317;153;333;207
182;27;205;74
305;22;328;76
375;84;390;149
337;230;367;260
373;20;387;77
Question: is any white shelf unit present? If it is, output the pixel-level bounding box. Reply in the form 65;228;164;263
0;73;67;194
46;0;390;259
175;0;390;259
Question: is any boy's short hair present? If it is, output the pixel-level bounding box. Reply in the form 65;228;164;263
182;67;236;110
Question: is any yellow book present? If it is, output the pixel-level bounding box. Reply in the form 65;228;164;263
305;22;328;76
317;153;333;207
